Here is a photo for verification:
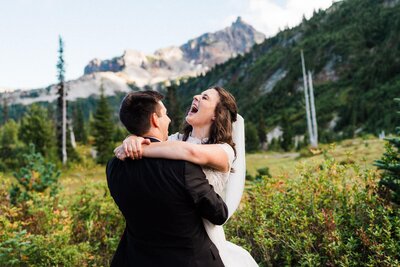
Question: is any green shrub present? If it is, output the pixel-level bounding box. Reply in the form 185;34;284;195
0;180;124;266
225;152;400;266
10;145;60;204
0;190;87;266
374;98;400;204
70;183;124;265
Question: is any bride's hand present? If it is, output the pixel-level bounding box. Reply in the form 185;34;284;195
114;145;128;160
123;135;151;159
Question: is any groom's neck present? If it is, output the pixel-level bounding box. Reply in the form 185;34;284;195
142;129;163;142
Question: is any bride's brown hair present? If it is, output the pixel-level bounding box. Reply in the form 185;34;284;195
181;86;238;155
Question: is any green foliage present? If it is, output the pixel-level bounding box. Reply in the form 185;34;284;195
0;120;24;171
2;140;400;265
225;152;400;266
19;104;56;159
1;95;9;124
10;145;60;204
56;35;68;162
0;179;123;266
112;126;128;143
0;189;89;266
2;0;400;148
268;137;282;151
72;104;88;144
280;112;294;151
257;115;267;145
246;167;272;182
375;99;400;204
172;0;400;145
245;122;259;152
66;128;82;164
92;92;114;164
164;83;184;133
69;184;124;264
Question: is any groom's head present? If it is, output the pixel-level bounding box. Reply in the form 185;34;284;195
120;91;171;141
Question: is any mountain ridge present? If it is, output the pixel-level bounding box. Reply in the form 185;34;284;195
1;17;264;106
172;0;400;140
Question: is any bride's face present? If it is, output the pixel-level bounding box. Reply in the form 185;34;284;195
186;88;220;128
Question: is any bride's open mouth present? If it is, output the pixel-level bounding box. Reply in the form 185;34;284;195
188;104;199;115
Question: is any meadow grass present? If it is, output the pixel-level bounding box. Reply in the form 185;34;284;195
246;137;385;177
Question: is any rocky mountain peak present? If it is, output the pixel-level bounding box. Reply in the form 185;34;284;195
231;16;248;29
84;17;265;81
5;18;266;105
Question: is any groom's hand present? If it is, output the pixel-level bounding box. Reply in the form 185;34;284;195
123;135;151;159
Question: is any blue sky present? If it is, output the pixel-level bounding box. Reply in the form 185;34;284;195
0;0;334;90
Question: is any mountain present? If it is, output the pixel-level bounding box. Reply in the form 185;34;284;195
172;0;400;141
83;16;265;86
1;17;264;107
3;0;400;145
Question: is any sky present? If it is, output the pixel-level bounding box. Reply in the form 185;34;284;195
0;0;335;90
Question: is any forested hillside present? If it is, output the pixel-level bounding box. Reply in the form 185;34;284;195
2;0;399;147
173;0;400;142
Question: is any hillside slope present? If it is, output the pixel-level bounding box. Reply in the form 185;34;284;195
174;0;400;141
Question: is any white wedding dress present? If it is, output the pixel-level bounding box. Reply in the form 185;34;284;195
169;115;258;267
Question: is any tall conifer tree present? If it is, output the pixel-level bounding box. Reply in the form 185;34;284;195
92;89;114;164
72;104;88;144
165;83;183;133
375;98;400;204
56;36;67;164
2;94;9;125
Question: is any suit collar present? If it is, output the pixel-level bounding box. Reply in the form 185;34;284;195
143;136;161;143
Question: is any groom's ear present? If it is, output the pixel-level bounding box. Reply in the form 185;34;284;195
151;112;160;128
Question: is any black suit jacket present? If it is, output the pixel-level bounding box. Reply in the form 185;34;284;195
106;139;228;267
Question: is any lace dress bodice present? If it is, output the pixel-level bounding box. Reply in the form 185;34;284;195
168;133;235;198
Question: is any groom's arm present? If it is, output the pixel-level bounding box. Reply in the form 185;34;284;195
184;162;228;225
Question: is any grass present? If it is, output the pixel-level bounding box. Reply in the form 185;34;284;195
246;137;385;177
1;137;386;197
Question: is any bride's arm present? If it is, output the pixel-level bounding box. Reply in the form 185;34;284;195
115;135;230;172
142;141;230;172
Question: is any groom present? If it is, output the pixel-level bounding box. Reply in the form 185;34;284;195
106;91;228;267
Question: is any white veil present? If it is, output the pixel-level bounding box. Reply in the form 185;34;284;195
225;114;246;220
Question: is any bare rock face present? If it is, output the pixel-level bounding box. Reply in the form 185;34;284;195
83;17;265;86
181;17;265;67
84;57;124;74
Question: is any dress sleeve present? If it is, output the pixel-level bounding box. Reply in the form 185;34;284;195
218;143;235;173
168;132;182;141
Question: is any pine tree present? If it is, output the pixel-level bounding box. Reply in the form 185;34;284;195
56;35;67;164
2;94;9;125
0;119;22;170
72;104;88;144
374;98;400;204
258;114;267;148
280;112;294;151
92;90;114;164
113;126;128;143
165;83;183;133
19;104;56;159
245;122;259;152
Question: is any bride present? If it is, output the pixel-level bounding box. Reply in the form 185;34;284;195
114;86;258;267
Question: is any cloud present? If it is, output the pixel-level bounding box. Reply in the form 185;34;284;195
231;0;335;36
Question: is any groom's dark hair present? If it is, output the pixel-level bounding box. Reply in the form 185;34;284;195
119;91;164;136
